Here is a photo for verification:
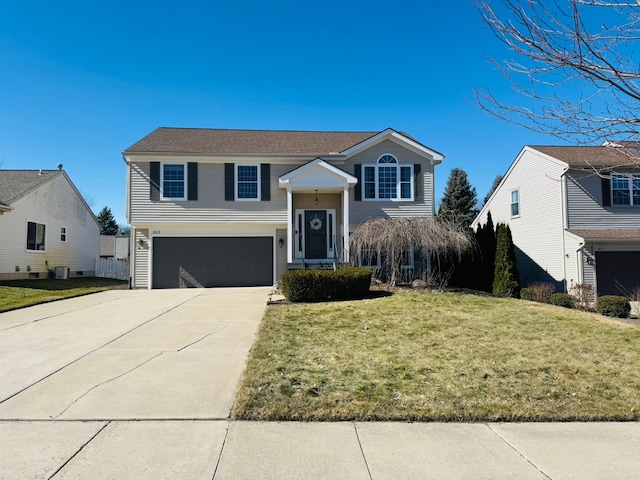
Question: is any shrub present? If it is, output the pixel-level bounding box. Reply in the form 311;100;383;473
551;293;574;309
596;295;631;318
280;267;372;302
569;283;595;311
520;287;534;301
521;282;554;303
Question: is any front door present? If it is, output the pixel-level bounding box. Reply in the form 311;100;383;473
304;210;327;259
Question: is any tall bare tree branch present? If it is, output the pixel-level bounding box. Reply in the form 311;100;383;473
474;0;640;143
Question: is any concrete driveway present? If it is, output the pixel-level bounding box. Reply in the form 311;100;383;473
0;287;269;478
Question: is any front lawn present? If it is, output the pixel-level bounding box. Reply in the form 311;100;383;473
232;290;640;421
0;277;128;312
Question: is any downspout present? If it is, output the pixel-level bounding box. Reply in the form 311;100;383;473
559;166;570;292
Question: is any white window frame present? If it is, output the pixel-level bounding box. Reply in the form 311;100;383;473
26;221;46;252
235;164;261;201
611;173;640;206
359;247;382;269
160;162;187;201
363;154;413;201
511;189;520;217
60;226;67;242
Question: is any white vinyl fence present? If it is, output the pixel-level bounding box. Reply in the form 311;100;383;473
95;257;130;281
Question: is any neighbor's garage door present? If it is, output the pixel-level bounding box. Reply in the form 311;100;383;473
595;251;640;296
152;237;273;289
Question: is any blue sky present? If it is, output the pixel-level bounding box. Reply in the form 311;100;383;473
0;0;563;225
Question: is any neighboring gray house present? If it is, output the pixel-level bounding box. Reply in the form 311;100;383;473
123;127;444;289
100;235;130;260
0;169;100;280
473;143;640;296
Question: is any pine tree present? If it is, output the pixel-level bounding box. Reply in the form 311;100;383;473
493;223;519;297
438;168;479;229
97;206;119;235
482;175;503;206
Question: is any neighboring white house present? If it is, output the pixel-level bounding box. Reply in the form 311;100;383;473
123;127;444;289
473;143;640;297
0;168;100;280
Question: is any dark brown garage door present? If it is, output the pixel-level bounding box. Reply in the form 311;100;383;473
595;251;640;296
152;237;273;289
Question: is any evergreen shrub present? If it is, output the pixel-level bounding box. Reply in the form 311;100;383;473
280;267;372;302
596;295;631;318
551;293;574;308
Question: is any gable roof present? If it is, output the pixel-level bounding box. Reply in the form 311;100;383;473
124;128;381;156
0;170;60;207
530;145;640;168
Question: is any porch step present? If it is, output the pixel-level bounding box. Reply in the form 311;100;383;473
304;262;336;271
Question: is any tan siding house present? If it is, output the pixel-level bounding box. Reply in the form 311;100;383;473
123;127;444;289
473;143;640;297
0;169;100;280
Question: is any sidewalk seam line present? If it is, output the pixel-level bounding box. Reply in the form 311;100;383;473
47;421;111;479
211;421;231;479
353;422;374;480
486;424;553;480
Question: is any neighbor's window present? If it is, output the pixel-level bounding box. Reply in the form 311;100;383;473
612;173;640;206
60;226;67;242
236;165;260;200
161;163;186;200
511;189;520;217
363;154;413;201
27;221;46;251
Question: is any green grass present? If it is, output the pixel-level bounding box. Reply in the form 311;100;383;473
232;290;640;422
0;277;128;312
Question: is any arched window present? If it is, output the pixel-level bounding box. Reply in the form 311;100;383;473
363;154;413;200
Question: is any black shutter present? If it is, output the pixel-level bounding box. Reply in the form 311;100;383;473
187;162;198;201
225;163;234;201
150;162;160;201
261;164;270;201
414;164;422;200
354;164;362;201
602;177;611;207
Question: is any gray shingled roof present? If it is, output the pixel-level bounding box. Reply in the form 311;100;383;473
569;229;640;240
0;170;60;206
123;128;382;156
530;145;640;168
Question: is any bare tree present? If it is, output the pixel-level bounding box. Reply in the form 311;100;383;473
349;217;473;287
474;0;640;144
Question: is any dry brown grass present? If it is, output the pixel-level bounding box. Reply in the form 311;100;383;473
232;290;640;421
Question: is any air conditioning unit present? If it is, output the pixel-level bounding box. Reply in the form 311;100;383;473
55;266;69;279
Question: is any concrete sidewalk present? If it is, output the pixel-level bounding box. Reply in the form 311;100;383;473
2;420;640;479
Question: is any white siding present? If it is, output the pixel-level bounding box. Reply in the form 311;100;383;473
0;174;99;279
132;228;149;288
566;170;640;228
475;149;567;289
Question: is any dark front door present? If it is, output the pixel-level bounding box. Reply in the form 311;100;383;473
305;210;327;259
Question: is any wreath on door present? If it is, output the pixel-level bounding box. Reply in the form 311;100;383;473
310;218;323;231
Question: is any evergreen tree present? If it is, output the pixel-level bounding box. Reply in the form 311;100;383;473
438;168;479;229
493;223;519;297
97;206;119;235
482;175;503;206
476;211;496;292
